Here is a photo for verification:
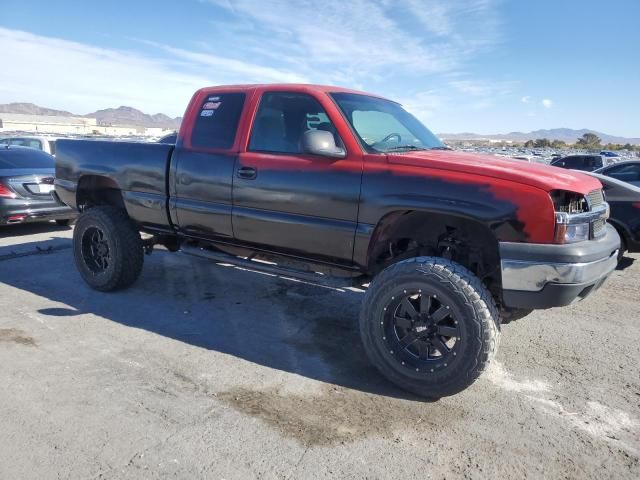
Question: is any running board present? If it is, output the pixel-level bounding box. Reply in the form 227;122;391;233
179;245;364;289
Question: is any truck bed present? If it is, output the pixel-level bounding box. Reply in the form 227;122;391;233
55;139;174;230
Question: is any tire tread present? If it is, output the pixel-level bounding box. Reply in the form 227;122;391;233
73;206;143;291
360;256;500;398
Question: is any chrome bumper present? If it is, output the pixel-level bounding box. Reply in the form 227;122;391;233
501;251;618;292
499;224;620;309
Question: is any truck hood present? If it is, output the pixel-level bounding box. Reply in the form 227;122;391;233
387;150;602;194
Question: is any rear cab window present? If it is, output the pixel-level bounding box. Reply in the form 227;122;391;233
190;93;246;150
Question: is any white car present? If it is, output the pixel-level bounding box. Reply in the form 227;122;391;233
0;136;57;155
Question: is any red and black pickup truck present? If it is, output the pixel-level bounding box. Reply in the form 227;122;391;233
55;84;620;398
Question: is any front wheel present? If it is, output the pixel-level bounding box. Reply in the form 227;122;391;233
73;206;143;291
360;257;500;398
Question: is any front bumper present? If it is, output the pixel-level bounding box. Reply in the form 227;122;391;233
500;224;620;309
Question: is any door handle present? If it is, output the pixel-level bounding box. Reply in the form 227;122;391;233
237;166;257;180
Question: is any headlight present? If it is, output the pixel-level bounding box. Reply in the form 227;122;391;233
551;190;607;244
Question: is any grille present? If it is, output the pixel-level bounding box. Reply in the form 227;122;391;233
586;189;604;210
592;218;606;238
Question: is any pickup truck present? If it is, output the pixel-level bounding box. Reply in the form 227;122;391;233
54;84;620;398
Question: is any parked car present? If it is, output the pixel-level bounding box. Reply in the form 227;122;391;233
0;135;57;155
157;132;177;144
586;172;640;261
600;150;620;158
510;155;533;162
54;84;619;399
0;145;76;225
550;154;604;171
594;161;640;188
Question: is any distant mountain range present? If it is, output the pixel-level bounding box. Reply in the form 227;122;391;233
439;128;640;145
0;103;181;130
0;103;637;144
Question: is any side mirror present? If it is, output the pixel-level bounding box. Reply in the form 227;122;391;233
302;130;346;159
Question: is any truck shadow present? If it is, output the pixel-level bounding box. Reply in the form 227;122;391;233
616;255;635;271
0;222;71;238
2;242;421;401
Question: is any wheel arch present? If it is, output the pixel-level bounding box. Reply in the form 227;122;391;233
364;209;502;294
76;175;126;211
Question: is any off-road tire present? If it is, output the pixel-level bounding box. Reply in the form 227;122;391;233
360;257;500;398
73;206;143;291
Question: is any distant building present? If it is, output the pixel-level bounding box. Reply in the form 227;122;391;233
0;113;97;134
0;113;172;137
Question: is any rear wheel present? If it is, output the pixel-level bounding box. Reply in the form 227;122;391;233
360;257;500;398
73;206;143;291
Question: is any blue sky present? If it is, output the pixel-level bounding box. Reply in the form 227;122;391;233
0;0;638;136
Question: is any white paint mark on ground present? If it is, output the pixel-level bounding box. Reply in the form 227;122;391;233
485;361;550;393
526;395;640;455
487;361;639;456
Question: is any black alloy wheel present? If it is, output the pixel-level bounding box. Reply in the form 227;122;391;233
383;290;460;372
81;226;111;273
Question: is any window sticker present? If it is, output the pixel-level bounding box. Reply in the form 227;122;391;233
207;96;221;101
203;101;221;109
200;109;215;117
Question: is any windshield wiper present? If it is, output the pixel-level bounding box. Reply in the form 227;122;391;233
429;145;453;150
384;145;427;152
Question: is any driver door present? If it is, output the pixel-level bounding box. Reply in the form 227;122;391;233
232;91;364;264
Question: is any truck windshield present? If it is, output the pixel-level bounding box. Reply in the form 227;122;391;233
330;92;444;153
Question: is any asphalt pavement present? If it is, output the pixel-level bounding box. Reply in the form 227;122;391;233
0;223;638;479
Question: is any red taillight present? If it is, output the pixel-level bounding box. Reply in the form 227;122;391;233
632;202;640;209
7;214;26;223
0;183;16;198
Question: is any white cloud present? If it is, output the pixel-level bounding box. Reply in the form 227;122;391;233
404;0;501;51
204;0;500;83
450;79;514;97
399;90;447;123
0;28;207;116
139;40;309;84
542;98;553;108
0;0;504;119
0;27;305;116
521;96;531;103
451;80;489;96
